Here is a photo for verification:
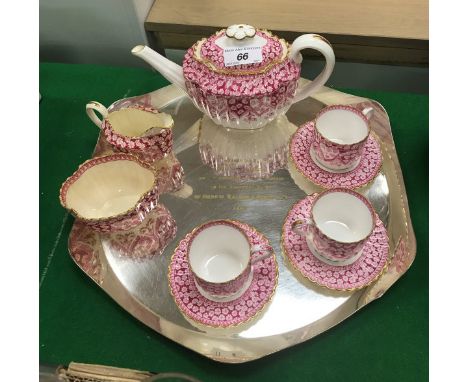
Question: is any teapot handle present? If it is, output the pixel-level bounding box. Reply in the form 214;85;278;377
86;101;108;129
289;34;335;104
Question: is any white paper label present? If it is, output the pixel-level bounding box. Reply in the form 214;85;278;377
223;45;263;67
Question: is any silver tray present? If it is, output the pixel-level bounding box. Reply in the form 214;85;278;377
68;82;416;363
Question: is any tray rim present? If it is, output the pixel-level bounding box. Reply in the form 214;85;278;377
67;83;417;363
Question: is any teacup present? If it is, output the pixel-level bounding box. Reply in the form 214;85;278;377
60;153;159;232
310;105;374;173
187;220;273;302
86;101;174;163
292;188;376;266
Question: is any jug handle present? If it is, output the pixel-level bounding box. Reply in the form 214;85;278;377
86;101;108;129
289;34;335;104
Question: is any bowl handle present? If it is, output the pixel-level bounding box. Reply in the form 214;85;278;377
289;34;335;104
86;101;109;129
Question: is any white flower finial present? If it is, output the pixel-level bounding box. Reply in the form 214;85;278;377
226;24;256;40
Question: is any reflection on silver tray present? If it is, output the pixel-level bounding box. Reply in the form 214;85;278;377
68;81;416;363
199;114;297;179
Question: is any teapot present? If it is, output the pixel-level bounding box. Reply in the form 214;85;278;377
132;24;335;130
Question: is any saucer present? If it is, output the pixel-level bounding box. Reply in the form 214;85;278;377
289;121;382;189
282;195;389;291
168;221;278;328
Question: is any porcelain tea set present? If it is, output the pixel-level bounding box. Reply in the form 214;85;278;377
60;25;388;327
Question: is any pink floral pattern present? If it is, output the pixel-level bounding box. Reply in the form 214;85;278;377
311;126;362;171
393;237;412;273
290;121;382;189
195;271;251;298
308;220;366;262
169;221;278;328
93;132;184;194
198;30;285;74
311;105;370;171
104;204;177;260
283;195;389;291
69;205;177;282
305;188;376;263
60;153;160;233
182;31;301;127
157;157;185;193
185;79;298;128
69;220;103;283
186;220;272;298
102;105;173;163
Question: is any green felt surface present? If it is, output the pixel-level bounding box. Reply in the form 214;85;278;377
39;62;428;381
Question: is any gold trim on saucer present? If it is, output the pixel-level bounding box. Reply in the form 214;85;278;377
280;196;390;292
168;219;279;329
288;123;384;191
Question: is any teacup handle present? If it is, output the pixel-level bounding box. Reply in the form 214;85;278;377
251;244;274;264
86;101;108;129
289;34;335;104
291;218;313;237
362;107;374;121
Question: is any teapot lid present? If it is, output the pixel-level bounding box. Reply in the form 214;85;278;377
192;24;289;76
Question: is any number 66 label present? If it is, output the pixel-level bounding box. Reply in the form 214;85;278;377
223;45;263;67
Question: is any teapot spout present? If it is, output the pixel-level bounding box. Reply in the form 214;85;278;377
131;45;187;92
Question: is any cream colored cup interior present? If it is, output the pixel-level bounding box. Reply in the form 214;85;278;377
107;109;173;137
316;109;368;144
312;192;373;243
189;224;250;283
65;160;154;219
